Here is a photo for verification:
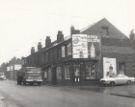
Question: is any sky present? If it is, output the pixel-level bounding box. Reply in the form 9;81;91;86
0;0;135;65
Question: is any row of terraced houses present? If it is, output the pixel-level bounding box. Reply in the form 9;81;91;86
23;18;135;85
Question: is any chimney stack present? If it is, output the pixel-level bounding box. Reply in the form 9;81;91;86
130;29;135;41
31;47;35;54
129;29;135;49
45;36;51;48
37;42;42;51
70;26;80;35
57;31;64;43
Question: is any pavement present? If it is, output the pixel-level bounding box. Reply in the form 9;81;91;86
67;84;135;99
108;85;135;98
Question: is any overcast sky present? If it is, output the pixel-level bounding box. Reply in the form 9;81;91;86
0;0;135;65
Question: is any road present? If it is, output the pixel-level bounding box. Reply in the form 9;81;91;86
0;80;135;107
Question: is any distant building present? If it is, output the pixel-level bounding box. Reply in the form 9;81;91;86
25;18;135;85
6;57;23;80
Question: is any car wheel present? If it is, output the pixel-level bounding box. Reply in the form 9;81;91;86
38;83;41;86
110;81;115;86
23;82;26;86
127;80;131;85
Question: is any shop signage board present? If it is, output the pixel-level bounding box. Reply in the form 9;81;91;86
103;57;117;78
72;34;101;59
14;64;22;70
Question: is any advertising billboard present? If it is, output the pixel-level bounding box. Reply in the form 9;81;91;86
72;34;88;58
72;34;101;59
103;57;117;78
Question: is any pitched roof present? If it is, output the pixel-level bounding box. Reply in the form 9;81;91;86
81;18;128;39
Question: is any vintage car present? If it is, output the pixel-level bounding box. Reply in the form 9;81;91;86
0;75;6;80
100;74;135;86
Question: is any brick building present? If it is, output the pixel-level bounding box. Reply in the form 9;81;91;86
25;18;135;85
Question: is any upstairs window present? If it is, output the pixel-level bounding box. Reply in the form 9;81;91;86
61;46;66;58
67;43;72;56
101;26;109;35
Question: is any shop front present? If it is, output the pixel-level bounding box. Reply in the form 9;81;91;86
43;59;99;85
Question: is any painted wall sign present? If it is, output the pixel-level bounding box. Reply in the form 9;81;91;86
72;34;88;58
72;34;101;59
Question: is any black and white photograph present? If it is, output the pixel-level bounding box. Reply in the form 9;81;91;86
0;0;135;107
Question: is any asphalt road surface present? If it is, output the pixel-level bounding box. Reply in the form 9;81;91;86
0;80;135;107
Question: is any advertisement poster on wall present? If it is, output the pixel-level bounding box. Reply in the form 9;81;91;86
103;57;117;78
88;35;101;59
72;34;88;58
72;34;101;59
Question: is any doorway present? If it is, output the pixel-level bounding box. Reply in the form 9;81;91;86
73;65;80;84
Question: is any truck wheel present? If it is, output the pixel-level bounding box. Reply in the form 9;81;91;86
17;81;20;85
38;83;41;86
23;82;26;86
110;81;115;86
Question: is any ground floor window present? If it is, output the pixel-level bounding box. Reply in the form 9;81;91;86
48;67;52;82
85;64;96;80
56;66;62;80
64;66;70;80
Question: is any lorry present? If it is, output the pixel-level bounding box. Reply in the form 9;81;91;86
17;67;43;86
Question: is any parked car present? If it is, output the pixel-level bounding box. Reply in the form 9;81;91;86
0;74;6;80
100;74;135;86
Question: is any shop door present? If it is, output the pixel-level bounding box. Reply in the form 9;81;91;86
74;65;80;85
52;67;57;85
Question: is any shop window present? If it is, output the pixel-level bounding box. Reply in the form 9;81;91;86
48;68;52;82
61;46;66;58
85;64;96;80
64;66;70;80
56;66;62;80
67;43;72;56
